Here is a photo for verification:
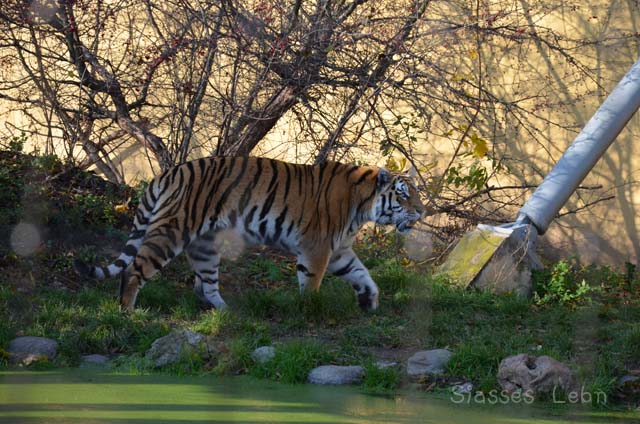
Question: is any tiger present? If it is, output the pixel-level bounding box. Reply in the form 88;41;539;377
73;157;426;312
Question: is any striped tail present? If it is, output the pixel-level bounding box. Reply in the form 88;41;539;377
73;179;158;280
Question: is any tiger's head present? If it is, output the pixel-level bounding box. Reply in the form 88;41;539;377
373;168;426;234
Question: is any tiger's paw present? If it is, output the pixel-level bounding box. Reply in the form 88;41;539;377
199;301;228;311
72;259;92;277
357;286;379;312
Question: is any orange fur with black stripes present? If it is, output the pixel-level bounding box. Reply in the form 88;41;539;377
74;157;425;311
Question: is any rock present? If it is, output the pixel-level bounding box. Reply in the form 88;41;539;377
251;346;276;364
438;224;542;296
470;225;542;297
145;330;206;367
8;336;58;365
80;354;110;368
307;365;365;385
407;349;452;377
617;375;640;386
615;374;640;403
497;354;578;397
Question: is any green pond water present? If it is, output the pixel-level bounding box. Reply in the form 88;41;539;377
0;370;638;424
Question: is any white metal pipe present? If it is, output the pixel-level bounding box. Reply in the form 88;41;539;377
517;57;640;234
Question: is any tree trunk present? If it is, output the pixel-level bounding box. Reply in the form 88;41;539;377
218;85;297;156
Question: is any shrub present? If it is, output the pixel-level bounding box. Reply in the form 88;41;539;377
533;260;594;307
361;362;401;393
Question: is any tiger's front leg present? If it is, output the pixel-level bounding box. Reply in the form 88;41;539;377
328;248;379;311
295;250;330;294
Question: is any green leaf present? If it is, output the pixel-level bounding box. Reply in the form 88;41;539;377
470;133;488;158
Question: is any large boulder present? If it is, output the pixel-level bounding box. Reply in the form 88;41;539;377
8;336;58;365
307;365;365;385
145;330;206;367
497;354;578;397
438;224;542;296
407;349;452;377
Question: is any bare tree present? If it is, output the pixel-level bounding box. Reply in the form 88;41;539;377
0;0;634;238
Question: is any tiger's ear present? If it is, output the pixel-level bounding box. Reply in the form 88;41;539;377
377;168;392;189
407;166;417;179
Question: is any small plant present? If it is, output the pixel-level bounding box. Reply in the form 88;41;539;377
192;310;233;336
111;354;155;375
238;279;357;326
240;288;290;319
372;261;412;293
213;336;258;375
392;289;411;307
533;260;594;307
356;227;401;266
248;256;286;282
298;280;358;323
0;348;10;367
32;154;62;174
132;180;149;204
341;317;404;348
73;193;117;225
445;161;489;191
584;375;616;407
30;356;56;371
446;341;501;393
165;343;209;375
170;296;201;321
361;362;401;393
7;133;26;152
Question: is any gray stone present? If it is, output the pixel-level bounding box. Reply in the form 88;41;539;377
8;336;58;365
497;354;578;397
617;375;639;386
251;346;276;364
615;374;640;402
407;349;452;377
80;354;110;368
145;330;206;367
307;365;365;385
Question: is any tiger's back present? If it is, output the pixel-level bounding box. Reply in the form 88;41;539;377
74;157;426;311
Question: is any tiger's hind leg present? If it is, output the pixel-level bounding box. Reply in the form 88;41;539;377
328;248;379;311
186;235;227;310
120;233;183;311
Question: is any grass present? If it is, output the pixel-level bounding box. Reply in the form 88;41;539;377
361;361;401;393
8;286;170;366
2;244;639;406
211;336;258;375
236;277;359;328
1;149;639;407
250;340;336;384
